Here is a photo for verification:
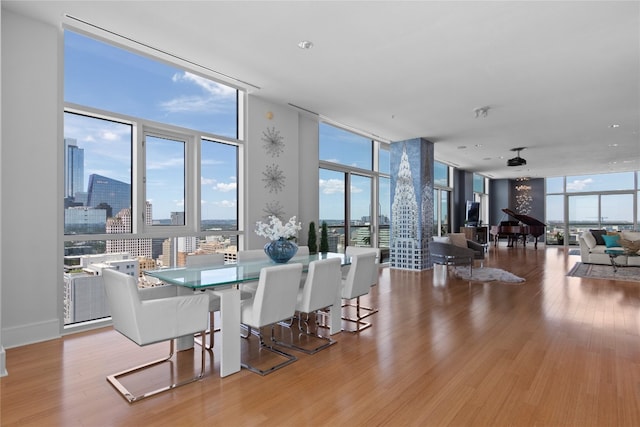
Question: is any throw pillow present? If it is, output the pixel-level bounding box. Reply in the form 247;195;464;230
448;233;468;248
589;229;607;246
433;236;451;244
602;234;621;248
582;231;597;249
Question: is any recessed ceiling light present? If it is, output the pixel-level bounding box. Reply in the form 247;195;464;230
483;157;492;160
457;145;467;149
297;40;313;49
608;124;620;128
608;143;619;147
475;144;483;148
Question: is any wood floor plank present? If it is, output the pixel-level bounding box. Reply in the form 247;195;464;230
2;245;640;426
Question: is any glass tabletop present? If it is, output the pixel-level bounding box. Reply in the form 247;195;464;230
145;252;350;290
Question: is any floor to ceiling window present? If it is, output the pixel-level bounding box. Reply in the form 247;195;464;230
546;171;638;246
433;161;452;236
473;173;489;227
63;30;242;327
319;122;389;259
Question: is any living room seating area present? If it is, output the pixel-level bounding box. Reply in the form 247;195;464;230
578;229;640;266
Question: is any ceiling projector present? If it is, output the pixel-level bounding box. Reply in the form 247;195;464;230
507;147;527;167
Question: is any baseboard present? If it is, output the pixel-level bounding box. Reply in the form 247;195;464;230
2;319;61;349
0;346;6;377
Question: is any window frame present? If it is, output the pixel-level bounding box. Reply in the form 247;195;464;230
64;102;243;242
318;121;389;256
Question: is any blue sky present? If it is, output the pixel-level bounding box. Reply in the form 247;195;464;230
64;30;238;220
319;123;390;221
546;172;638;224
65;30;385;222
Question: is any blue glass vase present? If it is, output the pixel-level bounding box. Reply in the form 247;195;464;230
264;237;298;263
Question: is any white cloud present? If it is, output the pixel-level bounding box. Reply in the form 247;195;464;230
101;131;119;141
162;72;236;113
146;157;184;170
214;200;236;208
319;178;344;195
175;72;236;97
201;177;217;185
566;178;594;191
215;182;237;192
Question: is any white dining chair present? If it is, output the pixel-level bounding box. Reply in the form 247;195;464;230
340;252;377;333
296;245;310;257
240;263;303;375
344;246;380;285
237;249;269;263
186;252;225;267
236;249;270;294
186;253;252;350
342;246;380;319
102;269;209;403
275;257;341;354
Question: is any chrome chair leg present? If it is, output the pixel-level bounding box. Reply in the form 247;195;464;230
107;332;207;403
241;326;298;375
274;311;336;354
195;312;218;350
342;296;378;320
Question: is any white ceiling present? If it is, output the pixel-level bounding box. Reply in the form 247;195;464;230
4;1;639;179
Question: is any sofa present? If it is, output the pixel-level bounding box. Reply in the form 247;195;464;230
578;229;640;266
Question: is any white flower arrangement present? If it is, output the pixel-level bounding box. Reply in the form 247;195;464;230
255;215;302;241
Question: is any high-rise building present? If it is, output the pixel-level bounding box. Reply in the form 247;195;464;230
63;273;109;324
64;138;84;200
64;206;107;234
106;203;153;258
86;174;131;220
63;253;138;324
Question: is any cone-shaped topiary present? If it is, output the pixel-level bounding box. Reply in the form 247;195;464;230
320;221;329;253
307;221;318;254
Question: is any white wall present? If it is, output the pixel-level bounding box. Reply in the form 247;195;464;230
0;3;5;377
245;95;301;249
1;10;63;348
297;113;320;246
0;10;321;352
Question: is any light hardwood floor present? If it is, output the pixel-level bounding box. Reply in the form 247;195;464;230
2;245;640;426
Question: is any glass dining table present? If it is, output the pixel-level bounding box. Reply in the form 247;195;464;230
145;252;350;377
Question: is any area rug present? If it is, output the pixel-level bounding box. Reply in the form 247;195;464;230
453;267;525;283
567;262;640;283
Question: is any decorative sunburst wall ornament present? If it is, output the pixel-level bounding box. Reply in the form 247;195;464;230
261;126;285;157
263;200;285;220
262;163;286;193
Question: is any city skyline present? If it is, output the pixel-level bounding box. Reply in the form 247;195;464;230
65;30;386;222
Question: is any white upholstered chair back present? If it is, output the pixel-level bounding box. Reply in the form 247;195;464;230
341;252;377;300
237;249;269;263
345;246;380;286
296;245;310;257
242;263;303;328
297;257;341;313
103;268;209;346
186;253;225;267
103;269;142;344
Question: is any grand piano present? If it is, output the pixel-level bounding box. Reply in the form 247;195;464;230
490;208;546;249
